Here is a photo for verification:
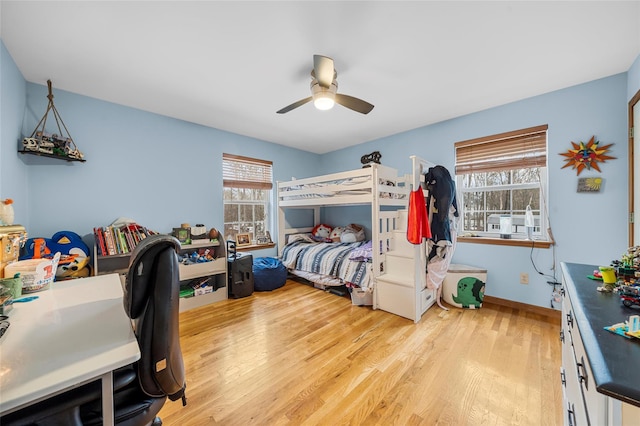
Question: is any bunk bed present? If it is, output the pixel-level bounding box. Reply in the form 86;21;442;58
277;157;439;323
277;163;407;290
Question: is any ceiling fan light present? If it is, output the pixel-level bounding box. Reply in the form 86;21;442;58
311;82;337;111
314;94;335;110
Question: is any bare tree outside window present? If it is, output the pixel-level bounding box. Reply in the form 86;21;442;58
223;154;272;244
455;125;548;239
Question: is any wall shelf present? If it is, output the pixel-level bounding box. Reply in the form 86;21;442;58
18;149;86;163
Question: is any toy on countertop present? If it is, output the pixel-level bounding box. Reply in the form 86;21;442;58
604;315;640;339
596;266;618;292
619;285;640;308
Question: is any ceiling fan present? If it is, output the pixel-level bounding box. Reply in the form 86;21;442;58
276;55;374;115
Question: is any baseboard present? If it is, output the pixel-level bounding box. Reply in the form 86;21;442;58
482;295;561;323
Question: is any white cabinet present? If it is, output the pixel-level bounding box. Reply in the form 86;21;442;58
561;286;603;425
560;263;640;425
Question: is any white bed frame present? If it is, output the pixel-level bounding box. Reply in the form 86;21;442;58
277;157;438;322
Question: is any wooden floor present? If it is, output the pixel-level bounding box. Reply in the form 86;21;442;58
158;280;563;425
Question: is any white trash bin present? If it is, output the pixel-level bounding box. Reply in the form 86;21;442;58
442;264;487;309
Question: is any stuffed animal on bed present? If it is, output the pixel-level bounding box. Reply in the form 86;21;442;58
312;224;333;242
329;226;344;242
341;224;365;243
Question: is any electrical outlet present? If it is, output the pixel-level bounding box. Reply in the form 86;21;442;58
520;272;529;284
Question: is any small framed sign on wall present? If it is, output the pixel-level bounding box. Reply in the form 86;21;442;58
577;177;603;193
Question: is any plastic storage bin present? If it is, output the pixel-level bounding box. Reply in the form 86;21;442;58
4;253;60;293
350;287;373;306
442;264;487;309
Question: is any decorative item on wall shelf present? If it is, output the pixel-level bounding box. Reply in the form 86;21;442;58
559;135;614;175
172;227;191;244
361;150;381;168
19;80;85;163
577;177;603;193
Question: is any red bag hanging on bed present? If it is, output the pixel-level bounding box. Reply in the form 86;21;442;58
407;188;431;244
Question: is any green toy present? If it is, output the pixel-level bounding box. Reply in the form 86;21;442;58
452;277;485;309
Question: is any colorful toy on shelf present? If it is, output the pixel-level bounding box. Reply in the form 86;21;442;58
20;231;91;279
178;247;214;265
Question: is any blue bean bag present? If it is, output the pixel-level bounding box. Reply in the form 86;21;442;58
253;257;287;291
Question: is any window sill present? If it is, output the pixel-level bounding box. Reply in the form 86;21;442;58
457;236;553;249
235;243;276;252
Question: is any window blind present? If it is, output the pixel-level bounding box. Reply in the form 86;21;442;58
455;124;548;174
223;154;273;190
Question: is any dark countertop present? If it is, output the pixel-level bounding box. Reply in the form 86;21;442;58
561;262;640;407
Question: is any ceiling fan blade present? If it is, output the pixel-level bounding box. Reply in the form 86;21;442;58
276;97;312;114
313;55;334;88
335;94;374;114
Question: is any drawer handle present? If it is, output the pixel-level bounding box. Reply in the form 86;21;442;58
566;311;573;328
577;356;589;390
567;403;576;426
560;288;565;297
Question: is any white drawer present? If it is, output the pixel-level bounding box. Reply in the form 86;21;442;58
420;287;435;314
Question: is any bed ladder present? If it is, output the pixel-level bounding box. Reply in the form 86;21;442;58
375;209;436;323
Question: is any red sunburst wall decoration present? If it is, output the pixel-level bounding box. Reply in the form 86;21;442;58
559;135;615;175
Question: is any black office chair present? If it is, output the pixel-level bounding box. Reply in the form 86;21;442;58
1;234;187;426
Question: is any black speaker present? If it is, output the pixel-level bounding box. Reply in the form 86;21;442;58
228;253;254;298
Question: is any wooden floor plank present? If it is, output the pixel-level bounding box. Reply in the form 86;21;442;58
158;280;562;425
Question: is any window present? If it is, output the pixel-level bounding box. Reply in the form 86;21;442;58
223;154;273;245
455;125;548;240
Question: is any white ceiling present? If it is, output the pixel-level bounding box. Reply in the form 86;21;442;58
2;1;639;154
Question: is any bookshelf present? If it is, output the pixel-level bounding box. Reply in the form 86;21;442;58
92;229;228;312
177;238;227;312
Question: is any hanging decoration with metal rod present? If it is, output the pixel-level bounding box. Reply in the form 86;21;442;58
19;80;85;162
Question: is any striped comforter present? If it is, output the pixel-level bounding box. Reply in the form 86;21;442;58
281;240;371;288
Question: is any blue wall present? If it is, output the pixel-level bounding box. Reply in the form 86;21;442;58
1;40;320;259
321;73;629;309
1;38;636;309
0;42;28;225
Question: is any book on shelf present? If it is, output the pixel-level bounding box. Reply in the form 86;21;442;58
121;225;136;250
103;227;117;255
115;228;129;254
93;227;107;256
93;223;158;257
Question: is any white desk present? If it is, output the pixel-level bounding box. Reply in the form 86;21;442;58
0;273;140;425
